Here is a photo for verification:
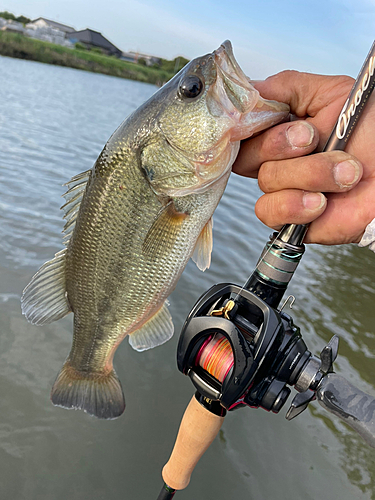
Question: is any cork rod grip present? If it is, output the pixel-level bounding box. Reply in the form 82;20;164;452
162;396;225;490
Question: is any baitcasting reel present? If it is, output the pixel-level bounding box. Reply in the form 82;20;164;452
177;282;338;419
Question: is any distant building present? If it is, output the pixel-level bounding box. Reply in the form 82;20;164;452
26;17;75;34
127;50;161;66
1;19;25;34
0;17;7;29
68;29;121;57
25;17;75;47
120;51;137;63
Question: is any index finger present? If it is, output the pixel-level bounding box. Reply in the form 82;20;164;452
232;120;319;177
254;71;354;147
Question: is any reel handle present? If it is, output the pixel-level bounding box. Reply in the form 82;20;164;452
316;373;375;448
162;395;225;490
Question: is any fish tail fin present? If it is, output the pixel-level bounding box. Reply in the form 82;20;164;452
50;362;125;419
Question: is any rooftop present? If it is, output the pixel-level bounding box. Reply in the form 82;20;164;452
30;17;75;33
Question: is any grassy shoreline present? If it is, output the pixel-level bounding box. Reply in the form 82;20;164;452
0;32;173;85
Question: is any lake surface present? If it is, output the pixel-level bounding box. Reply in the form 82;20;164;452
0;55;374;500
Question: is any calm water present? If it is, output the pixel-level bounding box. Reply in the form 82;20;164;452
0;55;374;500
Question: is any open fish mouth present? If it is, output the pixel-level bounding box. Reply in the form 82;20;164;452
215;41;254;95
211;40;290;139
213;40;260;115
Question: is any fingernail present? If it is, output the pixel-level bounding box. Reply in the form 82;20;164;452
286;122;315;148
333;160;361;188
303;192;326;211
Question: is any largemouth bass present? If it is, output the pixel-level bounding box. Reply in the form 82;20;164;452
21;41;289;419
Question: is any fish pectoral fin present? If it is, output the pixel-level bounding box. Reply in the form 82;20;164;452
191;217;213;272
128;301;174;352
21;249;72;325
142;200;188;259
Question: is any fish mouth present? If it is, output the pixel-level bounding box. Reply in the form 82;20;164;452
213;40;258;115
212;40;290;139
215;40;254;100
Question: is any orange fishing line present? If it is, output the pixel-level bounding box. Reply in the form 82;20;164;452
198;334;234;382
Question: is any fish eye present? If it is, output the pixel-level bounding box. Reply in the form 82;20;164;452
179;75;204;100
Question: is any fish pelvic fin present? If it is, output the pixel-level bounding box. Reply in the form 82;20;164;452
51;361;125;419
128;301;174;352
191;217;213;272
21;249;71;325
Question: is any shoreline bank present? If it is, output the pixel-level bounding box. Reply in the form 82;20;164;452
0;32;173;85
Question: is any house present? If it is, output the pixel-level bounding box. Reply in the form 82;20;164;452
26;17;75;34
120;51;137;63
127;50;161;66
24;17;75;46
68;29;121;57
1;20;25;34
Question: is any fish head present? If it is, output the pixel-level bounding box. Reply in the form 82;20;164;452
144;41;290;197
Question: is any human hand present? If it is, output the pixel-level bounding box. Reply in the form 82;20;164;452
232;71;375;245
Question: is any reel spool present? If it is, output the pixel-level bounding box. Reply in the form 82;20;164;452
197;333;234;384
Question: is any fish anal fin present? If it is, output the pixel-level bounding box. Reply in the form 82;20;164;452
128;301;174;352
51;361;125;419
192;217;213;272
142;201;188;259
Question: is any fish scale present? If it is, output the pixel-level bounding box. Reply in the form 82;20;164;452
21;41;289;418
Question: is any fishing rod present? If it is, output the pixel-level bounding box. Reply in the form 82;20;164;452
157;40;375;499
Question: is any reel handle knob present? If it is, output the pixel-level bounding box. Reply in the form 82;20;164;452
317;373;375;448
162;395;225;490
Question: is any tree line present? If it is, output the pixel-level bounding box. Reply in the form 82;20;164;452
0;11;31;24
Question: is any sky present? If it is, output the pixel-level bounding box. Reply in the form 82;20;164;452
5;0;375;79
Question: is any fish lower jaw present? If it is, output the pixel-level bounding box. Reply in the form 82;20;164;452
230;110;289;142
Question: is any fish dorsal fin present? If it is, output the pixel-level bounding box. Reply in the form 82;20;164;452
22;170;91;325
191;217;213;272
142;201;188;260
61;169;92;246
21;249;72;325
128;301;174;352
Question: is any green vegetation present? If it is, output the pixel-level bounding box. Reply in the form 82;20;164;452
74;42;86;51
157;56;190;74
0;31;185;85
0;11;31;24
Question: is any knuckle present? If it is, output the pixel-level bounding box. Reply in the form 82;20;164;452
258;162;270;193
335;75;355;90
256;192;301;225
258;161;276;192
273;69;300;82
